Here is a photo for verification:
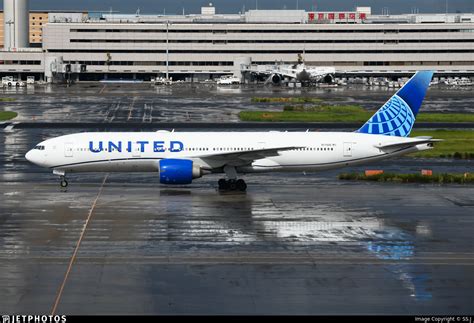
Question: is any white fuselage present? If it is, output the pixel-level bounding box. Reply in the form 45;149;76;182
25;131;432;175
277;65;335;82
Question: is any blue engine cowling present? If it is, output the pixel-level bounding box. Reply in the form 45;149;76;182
159;159;202;184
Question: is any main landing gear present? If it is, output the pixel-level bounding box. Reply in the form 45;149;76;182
218;178;247;192
218;165;247;192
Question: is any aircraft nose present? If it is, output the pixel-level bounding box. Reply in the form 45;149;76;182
25;150;36;164
25;150;32;162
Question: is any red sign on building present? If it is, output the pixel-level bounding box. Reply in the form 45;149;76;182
339;13;345;19
349;13;356;19
359;13;366;19
318;13;325;20
328;13;335;19
308;13;315;21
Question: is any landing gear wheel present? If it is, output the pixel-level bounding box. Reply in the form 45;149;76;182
218;178;228;190
217;178;247;192
228;179;237;191
236;179;247;192
60;177;68;188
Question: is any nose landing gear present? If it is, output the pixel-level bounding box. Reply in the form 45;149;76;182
53;169;68;189
60;176;69;188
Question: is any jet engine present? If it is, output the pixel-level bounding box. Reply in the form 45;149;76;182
271;73;282;84
159;159;203;184
323;74;334;84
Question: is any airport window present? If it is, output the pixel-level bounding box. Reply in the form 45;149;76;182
68;38;474;45
52;48;474;54
68;28;467;34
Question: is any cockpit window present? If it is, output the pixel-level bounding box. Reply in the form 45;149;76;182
34;145;45;150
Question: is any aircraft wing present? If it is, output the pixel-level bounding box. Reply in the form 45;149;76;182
374;137;443;150
199;146;301;164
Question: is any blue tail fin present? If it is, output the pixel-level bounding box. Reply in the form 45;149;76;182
357;71;434;137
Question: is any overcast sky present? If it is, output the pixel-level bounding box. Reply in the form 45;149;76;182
0;0;472;15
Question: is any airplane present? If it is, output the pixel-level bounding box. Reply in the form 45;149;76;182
265;64;336;85
250;63;336;85
26;71;440;191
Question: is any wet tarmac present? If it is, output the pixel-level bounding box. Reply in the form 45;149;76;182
1;83;473;124
1;84;473;314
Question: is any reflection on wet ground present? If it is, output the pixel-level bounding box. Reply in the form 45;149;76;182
0;84;473;314
1;83;473;123
1;178;473;314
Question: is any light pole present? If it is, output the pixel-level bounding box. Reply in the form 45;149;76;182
166;20;169;81
6;20;14;51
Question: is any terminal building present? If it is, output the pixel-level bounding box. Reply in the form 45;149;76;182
0;1;473;82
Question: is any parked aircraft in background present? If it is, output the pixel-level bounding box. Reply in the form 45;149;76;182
263;63;336;85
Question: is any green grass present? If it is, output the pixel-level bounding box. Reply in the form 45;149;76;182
251;97;323;104
410;130;474;159
417;113;474;122
239;105;372;122
240;103;474;123
0;97;16;102
0;111;17;121
339;172;474;184
239;110;474;123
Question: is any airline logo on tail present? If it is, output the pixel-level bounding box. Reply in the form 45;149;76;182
357;71;434;137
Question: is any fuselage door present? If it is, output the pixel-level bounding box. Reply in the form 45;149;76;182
343;142;352;157
64;143;74;157
132;146;141;157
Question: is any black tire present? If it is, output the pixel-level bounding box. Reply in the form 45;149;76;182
228;180;237;191
60;180;68;188
7;82;12;87
236;179;247;192
15;82;20;87
218;178;228;190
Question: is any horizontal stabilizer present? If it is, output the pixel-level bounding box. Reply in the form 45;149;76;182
374;137;443;150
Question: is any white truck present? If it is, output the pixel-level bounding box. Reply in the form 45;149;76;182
2;76;26;87
216;75;241;85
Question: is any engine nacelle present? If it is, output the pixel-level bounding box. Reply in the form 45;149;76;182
159;159;202;184
271;74;282;84
323;74;334;84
